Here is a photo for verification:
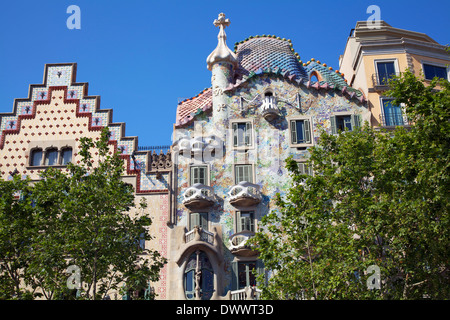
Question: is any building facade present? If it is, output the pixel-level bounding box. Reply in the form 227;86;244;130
339;21;450;129
0;63;173;299
166;13;368;300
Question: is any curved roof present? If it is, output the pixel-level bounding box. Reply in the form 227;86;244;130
175;35;366;128
234;36;308;80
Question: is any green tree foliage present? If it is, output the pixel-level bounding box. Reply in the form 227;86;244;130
0;128;166;299
250;71;449;299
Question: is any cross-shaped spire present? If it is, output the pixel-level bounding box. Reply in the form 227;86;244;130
206;13;238;71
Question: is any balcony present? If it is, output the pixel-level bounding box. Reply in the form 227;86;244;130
260;96;280;121
182;183;215;209
379;114;410;127
230;286;262;300
228;181;262;207
371;72;401;91
185;226;215;246
228;230;257;257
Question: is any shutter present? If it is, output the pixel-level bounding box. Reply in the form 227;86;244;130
330;116;337;134
190;167;196;185
244;165;251;183
200;212;208;231
231;261;239;290
290;120;297;144
232;123;238;147
304;119;311;144
256;260;265;286
236;211;242;233
351;114;361;129
199;167;205;185
190;213;199;230
245;122;252;146
249;211;254;232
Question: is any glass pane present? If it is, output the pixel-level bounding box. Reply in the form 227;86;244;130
383;100;404;126
295;121;305;143
238;263;247;289
424;64;447;80
31;150;42;166
45;149;58;166
237;123;246;146
377;62;396;84
337;115;352;131
202;270;214;300
61;149;72;165
248;263;257;287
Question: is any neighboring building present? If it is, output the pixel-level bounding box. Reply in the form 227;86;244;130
166;13;368;300
0;63;172;299
339;20;450;128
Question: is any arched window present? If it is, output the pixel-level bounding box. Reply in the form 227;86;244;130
184;251;214;300
60;147;73;165
30;149;43;166
44;148;58;166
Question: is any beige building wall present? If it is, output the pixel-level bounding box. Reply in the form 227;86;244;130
339;21;449;128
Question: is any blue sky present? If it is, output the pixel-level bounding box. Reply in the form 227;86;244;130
1;0;449;147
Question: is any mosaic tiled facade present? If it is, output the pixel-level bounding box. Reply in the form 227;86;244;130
167;13;370;300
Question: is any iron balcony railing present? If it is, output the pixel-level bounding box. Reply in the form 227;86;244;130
137;145;171;153
372;72;402;87
380;114;410;127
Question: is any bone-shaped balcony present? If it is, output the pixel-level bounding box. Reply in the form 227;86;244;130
261;96;280;121
228;230;257;257
182;183;215;209
228;181;262;207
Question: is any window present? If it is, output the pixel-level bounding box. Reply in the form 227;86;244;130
190;166;207;185
60;148;72;165
184;251;214;300
189;212;208;231
297;162;313;176
330;114;360;134
44;148;58;166
423;63;448;80
30;149;43;166
381;99;405;126
235;164;253;184
232;122;252;147
238;262;256;289
376;61;396;85
236;211;255;233
290;119;312;145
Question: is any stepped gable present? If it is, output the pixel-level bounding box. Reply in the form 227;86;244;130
0;63;171;193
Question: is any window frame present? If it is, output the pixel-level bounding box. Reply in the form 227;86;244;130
374;58;399;85
44;147;59;166
230;119;254;150
330;112;361;134
380;97;407;127
189;165;209;186
421;61;449;81
30;148;43;167
236;210;256;233
189;212;209;231
288;116;314;148
60;147;73;165
234;163;254;184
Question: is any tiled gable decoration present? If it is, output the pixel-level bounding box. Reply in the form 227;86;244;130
0;63;171;193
